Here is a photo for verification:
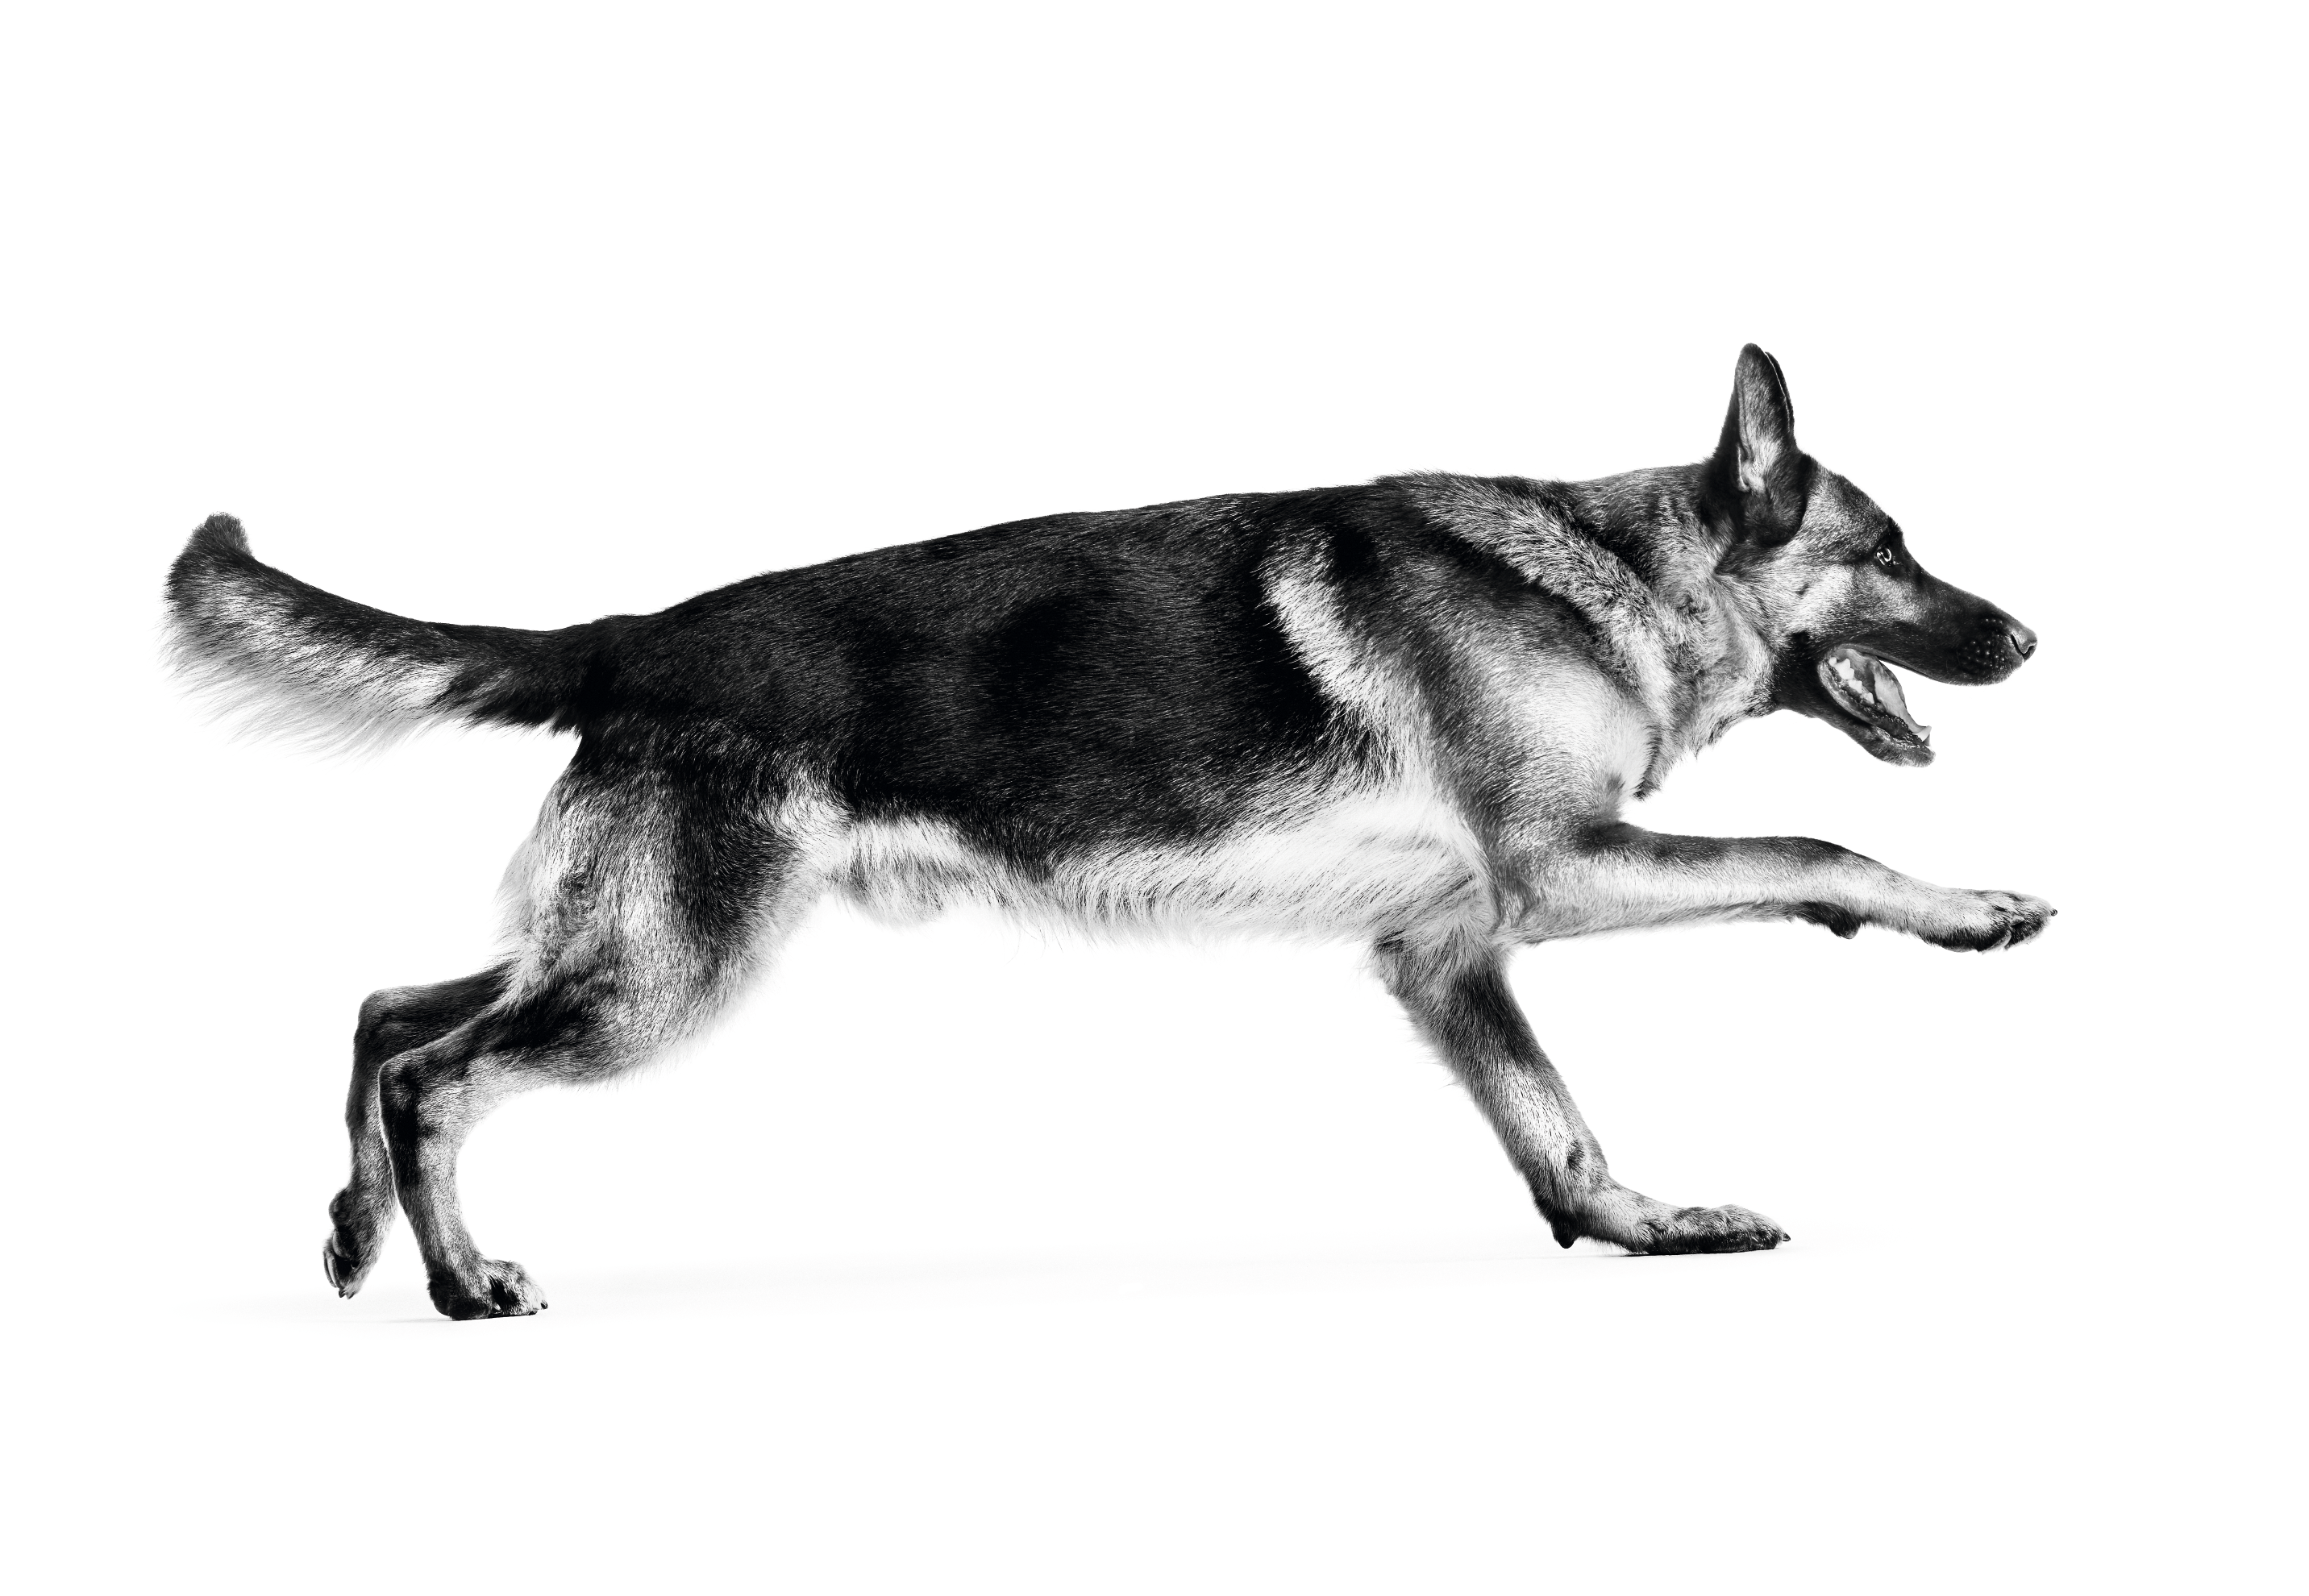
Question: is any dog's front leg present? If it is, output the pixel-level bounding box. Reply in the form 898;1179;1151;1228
1522;823;2054;949
1376;938;1788;1253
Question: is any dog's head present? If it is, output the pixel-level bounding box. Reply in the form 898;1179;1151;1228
1702;345;2036;767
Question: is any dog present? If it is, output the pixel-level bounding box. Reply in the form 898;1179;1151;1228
165;345;2051;1320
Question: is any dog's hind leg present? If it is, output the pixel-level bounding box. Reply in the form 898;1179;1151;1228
379;771;812;1319
1376;936;1788;1255
324;967;510;1297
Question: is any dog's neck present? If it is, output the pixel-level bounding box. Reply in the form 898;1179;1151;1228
1562;466;1780;770
1397;468;1780;792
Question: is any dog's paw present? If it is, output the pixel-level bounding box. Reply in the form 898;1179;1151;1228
322;1188;391;1299
427;1258;548;1320
1562;1185;1790;1254
1626;1203;1790;1254
1921;888;2056;952
322;1231;375;1298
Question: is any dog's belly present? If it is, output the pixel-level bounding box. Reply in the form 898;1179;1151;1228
820;785;1491;941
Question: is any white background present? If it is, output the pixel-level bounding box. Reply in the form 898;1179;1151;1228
4;4;2301;1590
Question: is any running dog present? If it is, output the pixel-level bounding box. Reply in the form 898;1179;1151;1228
165;345;2051;1319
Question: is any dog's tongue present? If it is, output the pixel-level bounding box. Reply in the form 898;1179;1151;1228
1862;655;1929;742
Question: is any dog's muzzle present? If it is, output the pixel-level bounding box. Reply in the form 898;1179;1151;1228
1812;609;2037;767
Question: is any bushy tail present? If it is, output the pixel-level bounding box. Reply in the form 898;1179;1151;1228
164;514;605;752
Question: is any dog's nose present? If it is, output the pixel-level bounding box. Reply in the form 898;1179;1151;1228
2007;621;2037;659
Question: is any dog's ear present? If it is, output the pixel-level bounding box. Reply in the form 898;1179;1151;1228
1705;344;1812;541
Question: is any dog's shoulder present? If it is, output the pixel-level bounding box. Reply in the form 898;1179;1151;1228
1377;471;1685;711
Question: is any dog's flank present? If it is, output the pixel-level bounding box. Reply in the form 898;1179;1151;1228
166;345;2053;1319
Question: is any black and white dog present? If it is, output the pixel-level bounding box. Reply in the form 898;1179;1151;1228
167;346;2051;1320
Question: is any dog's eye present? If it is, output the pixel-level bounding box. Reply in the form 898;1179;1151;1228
1873;545;1899;571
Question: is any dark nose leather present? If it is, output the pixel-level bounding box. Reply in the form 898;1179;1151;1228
2007;621;2038;659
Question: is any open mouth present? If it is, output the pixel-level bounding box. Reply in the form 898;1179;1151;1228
1817;644;1932;760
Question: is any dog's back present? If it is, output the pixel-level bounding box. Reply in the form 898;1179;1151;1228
168;482;1603;896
